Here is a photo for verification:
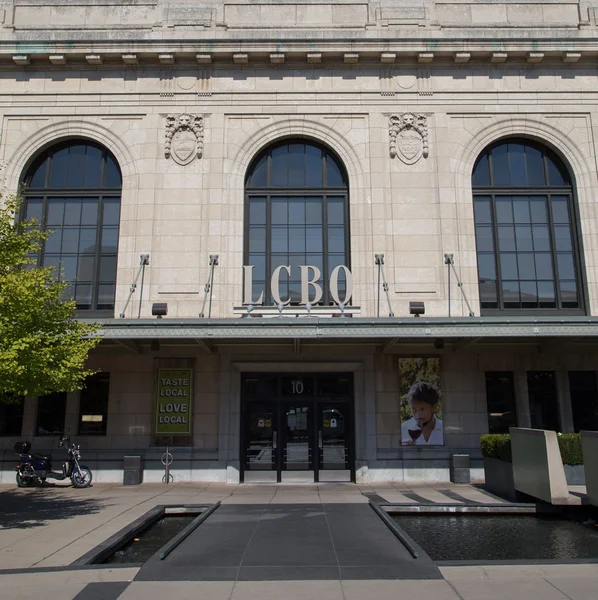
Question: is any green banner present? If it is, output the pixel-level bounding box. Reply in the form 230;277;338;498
155;368;192;435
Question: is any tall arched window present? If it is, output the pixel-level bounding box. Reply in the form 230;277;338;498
245;139;350;305
472;138;585;314
22;140;122;314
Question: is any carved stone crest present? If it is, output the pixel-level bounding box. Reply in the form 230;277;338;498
165;114;204;165
389;113;429;164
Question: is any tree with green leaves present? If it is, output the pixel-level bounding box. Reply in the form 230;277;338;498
0;195;101;401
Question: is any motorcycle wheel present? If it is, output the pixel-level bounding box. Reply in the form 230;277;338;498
71;467;92;488
16;472;35;487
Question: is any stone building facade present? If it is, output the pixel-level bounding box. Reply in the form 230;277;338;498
1;0;598;483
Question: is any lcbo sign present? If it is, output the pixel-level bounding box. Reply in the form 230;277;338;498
243;264;353;305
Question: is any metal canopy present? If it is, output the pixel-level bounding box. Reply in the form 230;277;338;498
86;316;598;341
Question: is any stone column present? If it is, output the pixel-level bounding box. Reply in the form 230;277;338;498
514;368;531;428
556;369;574;433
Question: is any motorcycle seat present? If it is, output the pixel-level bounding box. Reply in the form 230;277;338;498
33;453;51;462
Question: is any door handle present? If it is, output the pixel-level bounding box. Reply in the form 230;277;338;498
273;430;277;449
318;430;323;449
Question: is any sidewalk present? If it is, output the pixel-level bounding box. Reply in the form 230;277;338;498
0;482;596;600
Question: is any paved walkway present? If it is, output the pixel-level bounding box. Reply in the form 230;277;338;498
0;482;596;599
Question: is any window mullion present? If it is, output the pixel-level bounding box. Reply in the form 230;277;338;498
490;193;504;310
545;193;563;310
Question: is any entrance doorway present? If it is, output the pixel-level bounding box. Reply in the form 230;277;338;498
241;373;355;483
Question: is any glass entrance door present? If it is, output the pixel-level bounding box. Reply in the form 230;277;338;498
241;373;355;483
317;402;352;482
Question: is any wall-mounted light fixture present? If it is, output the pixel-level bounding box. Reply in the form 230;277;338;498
409;301;425;317
152;302;168;318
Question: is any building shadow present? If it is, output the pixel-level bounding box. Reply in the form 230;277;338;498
0;487;107;530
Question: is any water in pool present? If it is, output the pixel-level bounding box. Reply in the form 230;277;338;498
393;514;598;561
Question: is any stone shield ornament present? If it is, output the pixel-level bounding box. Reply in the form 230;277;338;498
165;114;204;165
389;113;429;165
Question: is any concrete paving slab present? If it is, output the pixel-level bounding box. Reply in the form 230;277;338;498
341;579;461;600
230;580;344;600
119;581;235;600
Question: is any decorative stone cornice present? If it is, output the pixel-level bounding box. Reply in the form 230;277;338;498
389;113;429;164
165;114;204;166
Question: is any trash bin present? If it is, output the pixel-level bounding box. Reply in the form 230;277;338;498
123;455;143;485
450;454;470;484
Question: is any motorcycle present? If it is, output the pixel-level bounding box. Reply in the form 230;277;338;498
14;436;93;488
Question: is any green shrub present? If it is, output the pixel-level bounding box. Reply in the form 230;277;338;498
558;433;584;466
480;434;512;462
480;433;584;465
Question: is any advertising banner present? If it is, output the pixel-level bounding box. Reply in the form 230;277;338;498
155;368;192;435
399;358;443;446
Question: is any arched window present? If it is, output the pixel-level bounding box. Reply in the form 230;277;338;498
245;139;350;305
472;138;584;314
22;140;122;314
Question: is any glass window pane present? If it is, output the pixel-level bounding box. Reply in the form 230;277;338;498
289;197;305;224
480;281;498;307
473;196;492;223
502;280;520;307
508;143;527;186
535;253;554;279
328;227;344;253
101;227;118;253
328;253;345;272
306;253;323;272
538;281;556;307
81;199;98;225
61;256;77;281
43;254;61;273
500;253;518;279
78;227;97;253
271;145;289;187
512;196;531;223
485;372;517;434
248;254;266;280
97;284;115;309
326;154;344;187
99;256;117;281
271;198;287;224
288;143;305;187
47;199;65;226
271;227;288;252
44;229;62;253
496;198;513;223
37;393;66;435
29;158;48;188
64;199;82;226
249;227;266;252
271;254;289;272
560;280;579;308
328;197;345;225
102;198;121;226
77;256;96;281
289;227;305;252
526;145;545;186
306;197;322;225
75;284;92;309
532;225;551;251
551;196;570;224
515;225;533;251
477;253;496;281
83;145;102;188
79;373;110;435
25;199;43;222
66;144;85;188
520;281;537;308
61;228;80;253
569;372;598;433
248;154;267;187
473;154;490;187
518;253;536;280
49;148;69;188
104;154;122;188
557;253;575;280
528;372;559;431
530;198;547;223
249;197;266;225
498;225;516;251
547;156;568;186
492;144;510;186
305;145;323;187
476;225;494;252
554;225;573;252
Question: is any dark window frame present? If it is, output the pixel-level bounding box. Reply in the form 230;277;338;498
21;140;122;318
472;138;586;316
244;139;351;306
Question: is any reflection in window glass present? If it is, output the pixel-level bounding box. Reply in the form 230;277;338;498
79;373;110;435
472;139;581;313
485;372;517;434
528;371;560;431
22;141;122;312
